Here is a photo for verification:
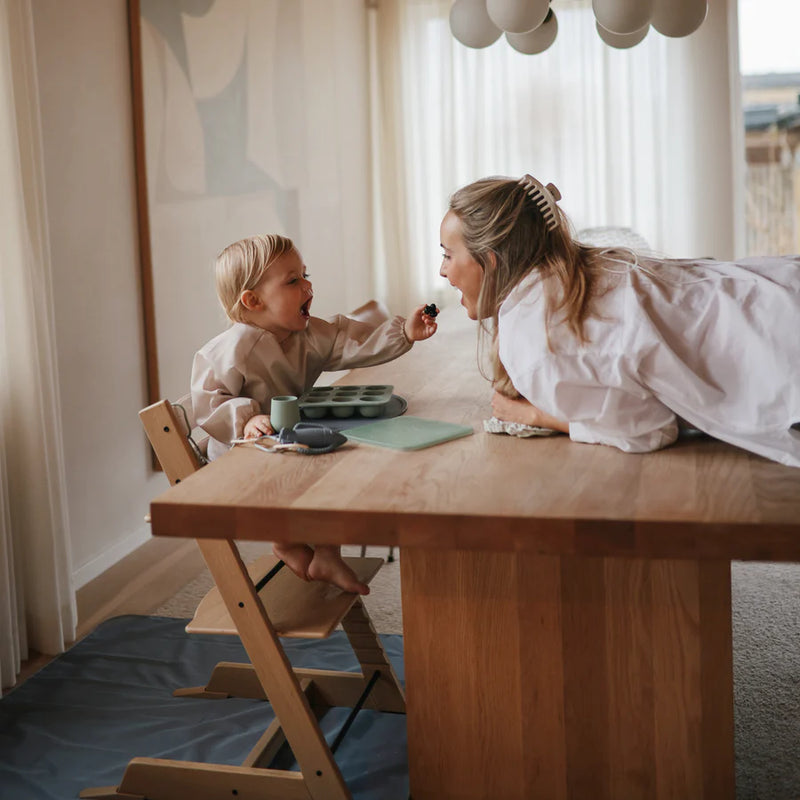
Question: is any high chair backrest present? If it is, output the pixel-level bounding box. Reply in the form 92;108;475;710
139;398;203;486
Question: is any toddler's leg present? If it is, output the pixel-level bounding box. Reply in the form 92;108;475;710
308;545;370;595
272;542;314;581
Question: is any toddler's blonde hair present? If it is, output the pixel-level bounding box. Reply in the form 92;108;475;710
215;234;295;323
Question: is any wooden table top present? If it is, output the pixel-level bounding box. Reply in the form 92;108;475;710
150;308;800;561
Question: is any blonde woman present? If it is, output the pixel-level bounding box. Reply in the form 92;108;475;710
439;174;800;467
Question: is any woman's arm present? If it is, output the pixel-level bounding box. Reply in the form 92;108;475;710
504;357;679;453
491;391;569;433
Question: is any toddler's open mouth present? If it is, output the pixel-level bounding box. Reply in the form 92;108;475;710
301;298;312;318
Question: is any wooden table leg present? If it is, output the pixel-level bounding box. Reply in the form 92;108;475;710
400;549;734;800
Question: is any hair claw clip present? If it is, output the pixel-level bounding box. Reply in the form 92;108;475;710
518;174;562;232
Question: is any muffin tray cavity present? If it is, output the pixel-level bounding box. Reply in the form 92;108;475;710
298;385;395;419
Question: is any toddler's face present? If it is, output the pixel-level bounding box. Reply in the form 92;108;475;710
249;248;313;339
439;211;485;320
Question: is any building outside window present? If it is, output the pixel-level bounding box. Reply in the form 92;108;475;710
739;1;800;256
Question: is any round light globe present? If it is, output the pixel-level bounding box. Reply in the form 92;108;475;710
596;20;649;49
450;0;503;48
651;0;707;37
592;0;653;35
505;8;558;54
487;0;550;34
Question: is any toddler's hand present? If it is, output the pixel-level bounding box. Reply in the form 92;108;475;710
404;304;438;342
243;414;274;439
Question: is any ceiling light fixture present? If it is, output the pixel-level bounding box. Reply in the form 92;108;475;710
449;0;708;54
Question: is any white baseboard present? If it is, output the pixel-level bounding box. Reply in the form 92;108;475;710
72;523;152;589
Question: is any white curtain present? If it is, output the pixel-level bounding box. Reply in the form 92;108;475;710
0;0;76;690
370;0;739;311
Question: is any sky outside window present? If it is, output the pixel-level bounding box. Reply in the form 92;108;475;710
739;0;800;74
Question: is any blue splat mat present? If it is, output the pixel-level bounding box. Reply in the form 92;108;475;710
0;615;407;800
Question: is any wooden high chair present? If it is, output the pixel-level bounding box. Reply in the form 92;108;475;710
80;398;405;800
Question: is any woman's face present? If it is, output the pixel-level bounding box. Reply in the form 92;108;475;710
439;211;485;320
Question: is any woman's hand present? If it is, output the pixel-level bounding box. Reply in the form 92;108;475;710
243;414;274;439
404;305;438;342
491;391;569;433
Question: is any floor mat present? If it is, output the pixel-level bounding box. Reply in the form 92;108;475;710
0;615;407;800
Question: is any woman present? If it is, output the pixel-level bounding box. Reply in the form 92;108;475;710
439;174;800;467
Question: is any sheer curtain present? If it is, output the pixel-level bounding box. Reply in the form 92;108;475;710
0;0;76;690
370;0;740;310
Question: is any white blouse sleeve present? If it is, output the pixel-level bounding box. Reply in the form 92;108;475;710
514;355;679;454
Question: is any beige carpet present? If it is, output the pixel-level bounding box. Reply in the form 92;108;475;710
154;543;403;634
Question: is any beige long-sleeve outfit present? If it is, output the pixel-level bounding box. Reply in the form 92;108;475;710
192;314;413;461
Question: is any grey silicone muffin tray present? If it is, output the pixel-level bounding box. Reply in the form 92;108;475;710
298;385;394;419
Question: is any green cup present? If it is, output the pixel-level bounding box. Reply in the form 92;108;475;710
270;395;301;432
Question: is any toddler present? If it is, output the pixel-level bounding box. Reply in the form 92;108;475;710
192;234;438;593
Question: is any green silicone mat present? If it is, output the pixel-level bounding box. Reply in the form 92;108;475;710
342;416;473;451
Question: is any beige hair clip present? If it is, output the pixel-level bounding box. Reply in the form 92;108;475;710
518;174;562;231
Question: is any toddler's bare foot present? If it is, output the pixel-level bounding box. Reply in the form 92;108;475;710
272;543;314;582
308;546;370;595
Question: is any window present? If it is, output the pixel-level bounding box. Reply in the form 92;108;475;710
371;0;741;310
739;0;800;255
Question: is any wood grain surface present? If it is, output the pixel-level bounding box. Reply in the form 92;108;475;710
150;308;800;561
400;549;734;800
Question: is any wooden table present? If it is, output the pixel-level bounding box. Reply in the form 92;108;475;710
149;308;800;800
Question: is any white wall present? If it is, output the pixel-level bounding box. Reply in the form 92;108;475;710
30;0;373;587
31;0;162;586
141;0;374;402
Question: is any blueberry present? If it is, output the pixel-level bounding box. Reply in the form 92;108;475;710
423;303;439;317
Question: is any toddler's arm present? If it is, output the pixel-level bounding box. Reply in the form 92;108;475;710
320;314;411;371
320;306;439;372
191;351;261;451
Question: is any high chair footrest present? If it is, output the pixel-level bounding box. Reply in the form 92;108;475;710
186;554;383;638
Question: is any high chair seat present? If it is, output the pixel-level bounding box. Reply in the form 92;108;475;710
186;553;383;638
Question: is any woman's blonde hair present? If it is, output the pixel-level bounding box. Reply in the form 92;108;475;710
215;234;295;323
447;176;605;393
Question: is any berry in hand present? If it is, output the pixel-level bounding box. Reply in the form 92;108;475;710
423;303;439;318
